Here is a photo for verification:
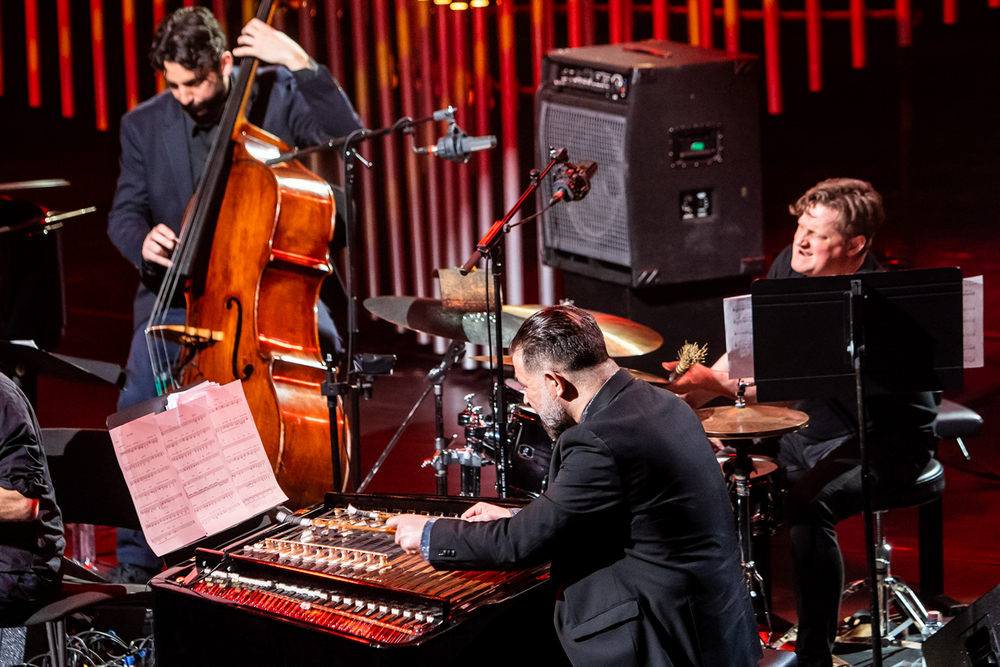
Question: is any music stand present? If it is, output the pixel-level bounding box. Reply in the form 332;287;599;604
751;267;963;665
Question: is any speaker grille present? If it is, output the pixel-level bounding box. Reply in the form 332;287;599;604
538;102;630;268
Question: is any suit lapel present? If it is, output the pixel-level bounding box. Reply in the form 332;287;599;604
161;98;195;211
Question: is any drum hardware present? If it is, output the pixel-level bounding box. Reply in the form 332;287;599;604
697;380;809;644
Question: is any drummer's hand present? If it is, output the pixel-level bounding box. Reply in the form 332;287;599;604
708;437;727;454
233;19;311;72
142;224;177;267
461;502;513;522
662;361;732;396
386;514;430;556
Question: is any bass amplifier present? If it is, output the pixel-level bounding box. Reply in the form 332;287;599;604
537;40;764;288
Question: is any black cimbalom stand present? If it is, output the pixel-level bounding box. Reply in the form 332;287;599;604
751;267;963;666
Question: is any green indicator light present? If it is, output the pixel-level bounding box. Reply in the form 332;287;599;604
690;141;706;151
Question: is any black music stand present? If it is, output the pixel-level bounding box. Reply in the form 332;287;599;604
751;267;963;665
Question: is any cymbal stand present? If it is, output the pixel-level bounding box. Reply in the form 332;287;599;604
729;381;775;644
458;147;569;498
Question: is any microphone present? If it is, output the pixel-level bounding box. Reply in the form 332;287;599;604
549;160;598;205
417;122;497;163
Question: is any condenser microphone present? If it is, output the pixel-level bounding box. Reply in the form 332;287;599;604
428;125;497;163
548;160;598;205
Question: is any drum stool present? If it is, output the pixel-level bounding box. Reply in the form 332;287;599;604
840;457;946;643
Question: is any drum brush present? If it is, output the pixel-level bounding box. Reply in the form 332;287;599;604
667;341;708;383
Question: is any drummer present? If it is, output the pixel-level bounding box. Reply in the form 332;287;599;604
663;178;938;667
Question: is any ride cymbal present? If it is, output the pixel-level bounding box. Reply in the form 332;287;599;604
501;305;663;357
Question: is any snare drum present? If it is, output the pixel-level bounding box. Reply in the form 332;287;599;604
716;454;784;536
506;405;554;498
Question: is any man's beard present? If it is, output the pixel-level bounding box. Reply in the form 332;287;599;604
534;393;575;441
183;77;228;126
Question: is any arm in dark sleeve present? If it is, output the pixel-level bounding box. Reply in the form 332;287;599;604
0;391;48;500
107;117;154;270
428;429;623;570
283;60;364;146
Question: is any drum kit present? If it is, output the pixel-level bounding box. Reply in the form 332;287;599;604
363;293;810;637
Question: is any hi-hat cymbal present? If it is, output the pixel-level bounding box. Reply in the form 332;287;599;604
502;305;663;357
696;404;809;440
364;296;524;346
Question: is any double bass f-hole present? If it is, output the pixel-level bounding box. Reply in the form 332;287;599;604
226;296;255;381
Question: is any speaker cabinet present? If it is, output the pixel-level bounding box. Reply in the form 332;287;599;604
924;582;1000;666
537;40;763;288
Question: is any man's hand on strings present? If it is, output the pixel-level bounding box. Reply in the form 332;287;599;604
461;502;513;522
233;19;311;72
142;224;177;268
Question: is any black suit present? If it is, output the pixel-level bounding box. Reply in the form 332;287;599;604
429;369;761;667
107;64;361;571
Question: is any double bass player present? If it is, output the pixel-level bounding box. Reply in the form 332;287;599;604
107;6;361;583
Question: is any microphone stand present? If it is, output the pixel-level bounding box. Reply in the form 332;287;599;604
458;146;568;498
268;109;456;492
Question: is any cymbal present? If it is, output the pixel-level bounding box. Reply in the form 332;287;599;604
502;305;662;357
364;296;524;347
470;354;513;366
623;368;670;386
696;404;809;440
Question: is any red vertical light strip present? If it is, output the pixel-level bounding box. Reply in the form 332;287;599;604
373;0;406;296
544;0;555;52
25;0;42;107
451;8;474;271
350;0;380;296
395;0;428;301
154;0;166;93
850;0;866;68
498;0;523;304
581;0;596;46
0;2;5;96
122;0;139;109
212;0;227;35
567;0;582;47
473;4;493;241
183;0;196;7
652;0;669;41
417;1;442;293
622;0;633;42
943;0;958;24
699;0;714;48
531;0;546;87
57;0;75;117
324;0;345;85
298;1;316;57
896;0;911;45
91;0;109;130
723;0;740;52
687;0;701;45
609;0;623;43
806;0;822;91
763;0;782;114
990;0;1000;10
436;6;458;271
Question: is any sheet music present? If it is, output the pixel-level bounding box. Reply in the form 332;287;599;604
109;416;205;555
109;380;286;556
964;275;984;368
723;295;754;379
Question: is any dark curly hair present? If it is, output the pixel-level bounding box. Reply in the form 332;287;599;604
790;178;885;251
510;305;609;374
149;7;228;73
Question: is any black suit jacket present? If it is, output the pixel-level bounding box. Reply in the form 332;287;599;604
429;370;761;667
108;64;362;328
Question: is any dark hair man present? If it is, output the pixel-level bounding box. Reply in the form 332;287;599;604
388;305;761;667
665;178;938;667
107;7;362;583
0;373;64;628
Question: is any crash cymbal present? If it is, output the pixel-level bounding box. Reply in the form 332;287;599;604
623;368;670;386
696;404;809;440
502;305;662;357
470;354;514;366
364;296;524;347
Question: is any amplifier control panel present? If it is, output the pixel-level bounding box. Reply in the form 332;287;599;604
553;66;629;101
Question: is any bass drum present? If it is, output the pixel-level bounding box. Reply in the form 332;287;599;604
506;405;554;498
716;454;785;536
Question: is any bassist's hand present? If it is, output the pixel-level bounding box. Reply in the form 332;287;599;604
142;224;177;268
233;18;311;72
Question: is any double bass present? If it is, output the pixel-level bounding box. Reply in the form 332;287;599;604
146;0;348;508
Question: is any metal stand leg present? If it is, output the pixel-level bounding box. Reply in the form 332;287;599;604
733;440;774;643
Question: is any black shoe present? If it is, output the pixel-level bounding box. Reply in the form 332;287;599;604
108;563;162;584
